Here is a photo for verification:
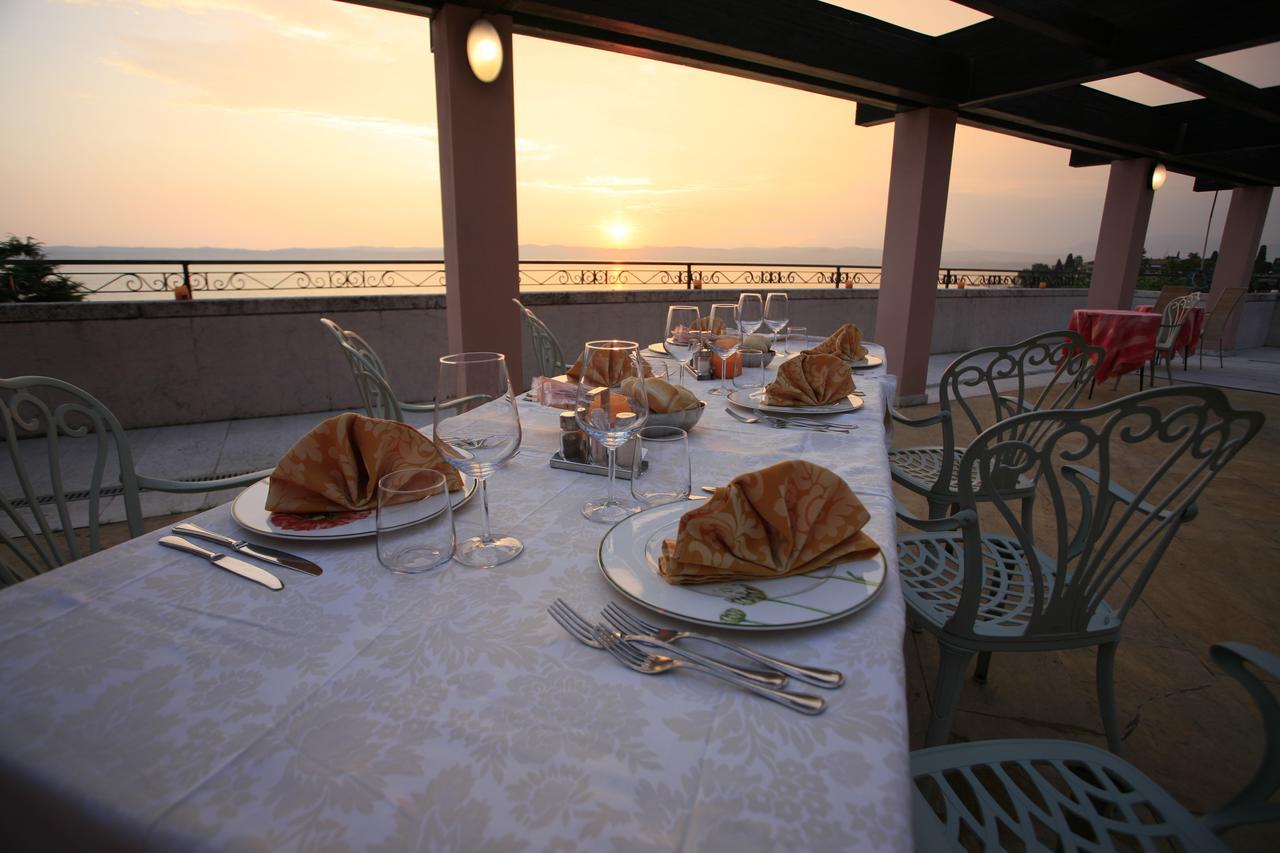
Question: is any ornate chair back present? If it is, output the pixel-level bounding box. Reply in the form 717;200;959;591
1;376;145;586
513;299;567;377
947;386;1262;642
931;329;1104;497
1151;285;1191;315
320;317;404;422
1154;292;1199;353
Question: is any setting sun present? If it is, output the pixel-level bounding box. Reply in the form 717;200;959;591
602;220;634;247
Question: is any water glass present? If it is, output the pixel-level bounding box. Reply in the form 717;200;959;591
575;340;650;523
736;292;763;336
764;293;789;339
734;346;767;390
706;303;741;397
663;305;701;387
785;326;808;354
631;426;690;507
377;468;455;574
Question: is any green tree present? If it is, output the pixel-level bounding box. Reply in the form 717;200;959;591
0;236;83;302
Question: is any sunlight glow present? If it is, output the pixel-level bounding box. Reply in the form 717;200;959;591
603;220;634;247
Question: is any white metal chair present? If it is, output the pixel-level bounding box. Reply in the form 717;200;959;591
321;318;436;423
898;386;1264;752
1149;292;1200;385
2;376;269;586
513;298;567;378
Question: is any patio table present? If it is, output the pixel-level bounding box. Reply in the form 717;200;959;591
0;345;911;852
1068;308;1161;382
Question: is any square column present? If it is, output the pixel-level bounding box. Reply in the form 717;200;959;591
1087;158;1156;309
1209;186;1273;349
874;107;957;402
433;7;522;380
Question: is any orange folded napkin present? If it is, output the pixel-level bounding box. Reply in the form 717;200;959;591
658;460;879;585
621;376;701;413
804;323;868;361
266;413;462;513
566;349;654;387
691;316;726;334
763;353;855;407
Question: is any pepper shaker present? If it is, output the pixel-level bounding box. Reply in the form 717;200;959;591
559;410;586;462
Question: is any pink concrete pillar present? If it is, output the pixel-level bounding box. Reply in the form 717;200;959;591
1209;185;1273;349
432;7;522;380
1087;158;1156;309
874;107;957;402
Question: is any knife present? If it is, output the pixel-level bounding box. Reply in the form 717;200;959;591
172;523;322;576
159;536;284;591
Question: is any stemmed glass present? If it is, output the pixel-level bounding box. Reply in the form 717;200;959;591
434;352;523;567
736;292;764;337
764;293;789;345
575;341;650;523
706;303;741;397
663;305;701;387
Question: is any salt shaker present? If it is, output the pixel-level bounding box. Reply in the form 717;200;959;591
559;410;586;462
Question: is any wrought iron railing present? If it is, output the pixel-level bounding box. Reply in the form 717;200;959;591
33;258;1197;298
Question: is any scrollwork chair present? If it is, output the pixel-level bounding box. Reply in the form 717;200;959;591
1150;292;1201;384
512;299;567;378
911;642;1280;850
899;386;1263;752
2;376;269;587
889;330;1104;518
321;318;434;423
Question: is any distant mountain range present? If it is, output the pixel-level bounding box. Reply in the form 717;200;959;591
46;243;1068;270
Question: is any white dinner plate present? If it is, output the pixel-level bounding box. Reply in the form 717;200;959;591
598;502;886;631
231;474;477;541
727;388;864;415
646;342;672;358
847;354;884;369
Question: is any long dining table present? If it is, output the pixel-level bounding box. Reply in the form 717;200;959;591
0;344;912;852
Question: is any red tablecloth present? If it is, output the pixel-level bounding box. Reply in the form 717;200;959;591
1069;309;1160;382
1135;304;1205;356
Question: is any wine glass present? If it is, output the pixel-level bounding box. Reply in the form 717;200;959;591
764;293;789;345
663;305;701;387
736;292;764;336
575;341;650;523
706;303;741;397
434;352;523;567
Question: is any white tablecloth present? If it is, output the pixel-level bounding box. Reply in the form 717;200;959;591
0;346;911;852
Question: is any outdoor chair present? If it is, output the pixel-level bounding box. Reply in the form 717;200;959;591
1;376;269;587
888;330;1104;518
911;642;1280;850
898;385;1264;752
320;318;437;423
513;298;567;377
1149;292;1201;385
1200;287;1247;369
1150;284;1191;315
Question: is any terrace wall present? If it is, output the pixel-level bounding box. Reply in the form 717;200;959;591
3;288;1277;428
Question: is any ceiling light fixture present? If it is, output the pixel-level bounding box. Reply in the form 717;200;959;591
1150;163;1168;191
466;18;503;83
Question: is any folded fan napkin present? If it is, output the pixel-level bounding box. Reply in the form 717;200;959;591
691;316;726;334
566;349;654;387
266;413;462;513
804;323;868;361
658;460;879;585
621;376;700;413
763;353;855;407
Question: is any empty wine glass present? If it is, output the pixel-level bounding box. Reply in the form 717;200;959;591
663;305;701;387
575;341;650;523
434;352;523;567
706;303;741;397
764;293;789;344
736;292;763;336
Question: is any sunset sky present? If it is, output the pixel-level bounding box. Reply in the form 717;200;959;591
1;0;1276;262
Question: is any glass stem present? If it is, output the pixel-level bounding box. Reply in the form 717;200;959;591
478;478;494;543
606;446;617;506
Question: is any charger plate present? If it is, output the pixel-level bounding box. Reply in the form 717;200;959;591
727;388;863;416
598;501;886;631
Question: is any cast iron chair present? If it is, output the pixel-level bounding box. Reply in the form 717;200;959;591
2;376;269;587
911;641;1280;850
1149;292;1201;385
321;318;437;423
1200;287;1247;369
898;386;1263;752
889;330;1104;518
512;298;567;377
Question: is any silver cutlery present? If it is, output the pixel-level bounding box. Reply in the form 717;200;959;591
725;408;854;433
592;627;826;715
172;523;322;576
547;599;785;687
602;603;844;689
159;536;284;591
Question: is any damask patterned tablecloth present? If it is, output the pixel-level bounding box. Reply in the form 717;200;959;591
0;346;911;852
1068;308;1161;382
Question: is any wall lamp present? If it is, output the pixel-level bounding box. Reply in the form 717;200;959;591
466;17;504;83
1150;162;1168;191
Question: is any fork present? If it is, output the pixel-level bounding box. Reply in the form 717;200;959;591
592;627;826;715
602;603;845;689
725;409;851;433
547;599;786;687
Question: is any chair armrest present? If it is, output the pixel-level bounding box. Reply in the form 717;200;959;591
136;469;272;494
889;407;948;429
896;508;977;531
399;400;439;413
1203;642;1280;834
1060;464;1196;522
